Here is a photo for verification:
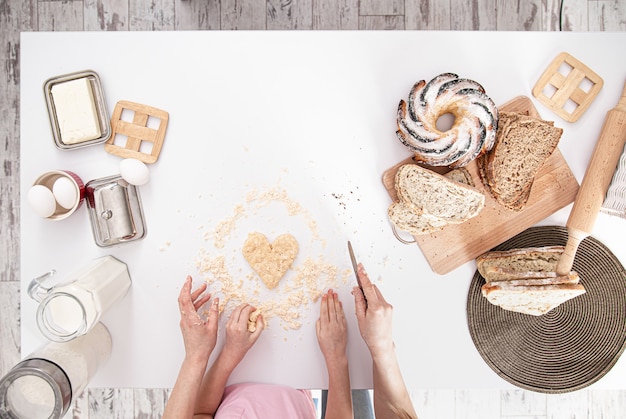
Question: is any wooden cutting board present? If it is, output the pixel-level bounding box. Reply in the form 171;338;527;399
382;96;580;275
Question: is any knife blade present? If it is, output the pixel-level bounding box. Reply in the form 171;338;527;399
347;241;367;306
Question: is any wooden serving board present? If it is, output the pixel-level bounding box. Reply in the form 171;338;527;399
382;96;580;275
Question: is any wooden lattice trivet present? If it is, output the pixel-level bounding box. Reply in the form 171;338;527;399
532;52;603;122
105;100;169;164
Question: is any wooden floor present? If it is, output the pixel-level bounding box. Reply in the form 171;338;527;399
2;0;626;417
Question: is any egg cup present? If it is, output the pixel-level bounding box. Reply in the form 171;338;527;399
32;170;85;220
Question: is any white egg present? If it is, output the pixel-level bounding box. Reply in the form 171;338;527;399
120;158;150;186
28;185;57;218
52;176;78;209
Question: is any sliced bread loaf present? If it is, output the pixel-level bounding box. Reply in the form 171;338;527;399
478;112;563;211
476;245;564;282
476;245;586;316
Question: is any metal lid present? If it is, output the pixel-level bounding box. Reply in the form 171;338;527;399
85;175;147;247
0;358;72;419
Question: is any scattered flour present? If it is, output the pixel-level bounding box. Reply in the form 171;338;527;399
194;184;349;332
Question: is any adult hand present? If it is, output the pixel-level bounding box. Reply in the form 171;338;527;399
352;263;395;356
316;289;348;364
177;275;220;362
222;303;264;366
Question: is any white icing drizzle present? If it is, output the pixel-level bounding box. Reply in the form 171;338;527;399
396;73;498;168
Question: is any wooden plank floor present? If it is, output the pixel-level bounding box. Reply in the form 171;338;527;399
2;0;626;417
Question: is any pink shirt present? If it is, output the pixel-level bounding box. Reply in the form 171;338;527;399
214;382;317;419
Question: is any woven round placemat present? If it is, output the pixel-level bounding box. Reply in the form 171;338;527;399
467;226;626;393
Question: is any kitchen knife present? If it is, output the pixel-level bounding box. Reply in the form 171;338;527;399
347;241;367;307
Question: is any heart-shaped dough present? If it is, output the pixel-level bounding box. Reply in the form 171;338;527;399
242;232;299;289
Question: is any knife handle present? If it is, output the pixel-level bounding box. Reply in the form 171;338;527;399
557;80;626;275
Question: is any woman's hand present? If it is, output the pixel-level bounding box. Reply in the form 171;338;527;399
221;303;264;366
352;264;395;356
177;275;220;362
351;264;418;419
316;289;348;365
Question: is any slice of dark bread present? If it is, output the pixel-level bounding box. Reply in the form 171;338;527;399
478;112;563;211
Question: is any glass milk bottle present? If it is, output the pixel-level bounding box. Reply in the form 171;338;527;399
0;322;112;419
28;255;131;342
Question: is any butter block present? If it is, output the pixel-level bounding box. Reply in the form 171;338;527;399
51;77;102;145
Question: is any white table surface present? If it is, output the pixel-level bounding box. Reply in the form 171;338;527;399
20;31;626;390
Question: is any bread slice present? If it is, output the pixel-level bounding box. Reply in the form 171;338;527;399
481;283;586;316
476;246;564;282
481;271;580;288
388;201;447;235
388;164;485;235
478;112;563;211
394;164;484;223
444;167;475;187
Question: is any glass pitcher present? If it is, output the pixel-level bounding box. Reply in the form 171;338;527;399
28;255;131;342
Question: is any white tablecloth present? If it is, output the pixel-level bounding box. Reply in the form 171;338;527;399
20;31;626;389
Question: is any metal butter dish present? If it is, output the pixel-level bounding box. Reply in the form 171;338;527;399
85;175;147;247
44;70;111;150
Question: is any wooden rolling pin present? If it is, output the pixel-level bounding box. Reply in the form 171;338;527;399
556;80;626;275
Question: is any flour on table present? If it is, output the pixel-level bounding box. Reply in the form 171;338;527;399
194;185;349;332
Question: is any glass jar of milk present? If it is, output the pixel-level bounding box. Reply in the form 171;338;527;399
28;255;131;342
